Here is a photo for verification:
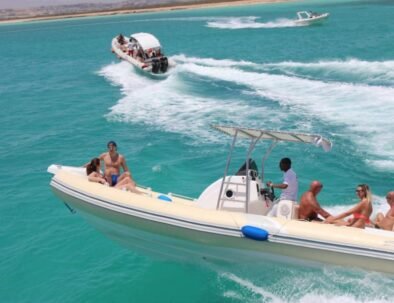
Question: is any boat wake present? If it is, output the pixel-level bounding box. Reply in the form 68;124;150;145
206;16;302;29
264;59;394;86
218;269;394;303
98;61;286;143
326;194;390;217
105;16;302;28
99;56;394;170
173;55;394;86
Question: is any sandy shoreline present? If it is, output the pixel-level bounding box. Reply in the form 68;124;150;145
0;0;290;24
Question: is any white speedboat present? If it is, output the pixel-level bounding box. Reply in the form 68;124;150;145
48;126;394;274
295;11;329;25
111;32;175;76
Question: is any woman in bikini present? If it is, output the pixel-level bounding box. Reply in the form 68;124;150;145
325;184;373;229
86;157;142;194
86;158;107;184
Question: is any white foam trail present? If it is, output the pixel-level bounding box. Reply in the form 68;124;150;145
173;54;256;68
325;194;390;218
152;164;161;173
221;270;394;303
99;56;394;169
180;61;394;168
222;272;283;303
99;61;152;91
139;16;236;23
206;16;302;29
174;56;394;86
99;61;293;143
366;159;394;171
266;59;394;85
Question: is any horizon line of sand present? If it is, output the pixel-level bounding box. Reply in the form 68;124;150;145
0;0;291;24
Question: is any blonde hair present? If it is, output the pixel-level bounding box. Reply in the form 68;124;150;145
358;184;372;203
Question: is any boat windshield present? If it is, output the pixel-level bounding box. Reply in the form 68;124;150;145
236;159;258;177
298;11;312;19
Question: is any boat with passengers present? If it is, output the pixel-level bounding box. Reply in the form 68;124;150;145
111;32;175;76
47;125;394;273
295;11;329;25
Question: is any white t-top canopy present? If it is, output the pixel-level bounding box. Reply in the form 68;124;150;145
212;125;332;152
130;33;161;51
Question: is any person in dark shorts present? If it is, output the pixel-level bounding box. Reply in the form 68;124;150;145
299;181;331;221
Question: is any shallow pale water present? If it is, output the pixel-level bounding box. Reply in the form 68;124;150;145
1;0;393;302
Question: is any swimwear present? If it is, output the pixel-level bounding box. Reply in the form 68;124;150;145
353;213;371;224
111;174;119;186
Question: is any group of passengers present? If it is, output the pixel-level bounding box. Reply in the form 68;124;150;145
267;158;394;231
85;144;394;230
85;141;142;194
116;34;160;62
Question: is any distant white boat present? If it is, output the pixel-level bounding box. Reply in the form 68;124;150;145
295;11;329;25
111;32;175;76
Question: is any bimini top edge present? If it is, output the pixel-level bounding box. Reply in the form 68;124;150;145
130;33;161;51
212;125;332;152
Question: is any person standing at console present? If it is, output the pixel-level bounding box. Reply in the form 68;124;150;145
266;157;298;202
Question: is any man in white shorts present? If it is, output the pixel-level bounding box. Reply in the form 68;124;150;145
266;158;298;217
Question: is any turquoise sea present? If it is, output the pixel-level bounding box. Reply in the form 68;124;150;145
1;0;394;301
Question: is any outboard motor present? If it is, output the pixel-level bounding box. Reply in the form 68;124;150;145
151;59;160;74
160;57;169;73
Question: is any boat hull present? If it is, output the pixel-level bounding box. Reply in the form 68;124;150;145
295;13;330;25
111;38;174;77
51;177;394;274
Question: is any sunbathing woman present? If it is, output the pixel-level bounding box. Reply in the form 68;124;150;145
86;158;107;184
325;184;373;229
86;158;142;194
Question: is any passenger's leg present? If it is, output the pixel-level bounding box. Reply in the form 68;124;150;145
118;172;132;183
115;177;142;194
375;213;384;225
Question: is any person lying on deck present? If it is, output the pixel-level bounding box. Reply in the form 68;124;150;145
324;184;372;229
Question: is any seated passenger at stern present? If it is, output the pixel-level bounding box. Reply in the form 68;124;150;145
373;191;394;231
117;34;126;45
86;157;141;193
299;181;331;221
325;184;373;229
98;141;142;194
98;141;130;185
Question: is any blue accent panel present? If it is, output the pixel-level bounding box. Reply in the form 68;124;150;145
158;194;172;202
242;225;269;241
